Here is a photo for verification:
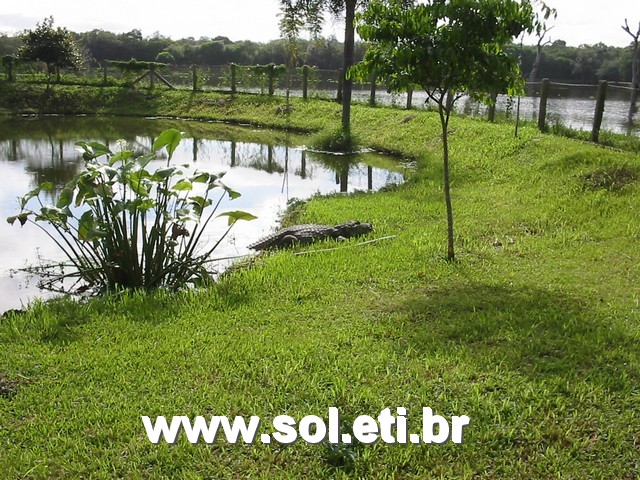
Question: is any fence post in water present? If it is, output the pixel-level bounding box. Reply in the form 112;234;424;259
406;88;413;109
591;80;607;143
192;64;198;92
369;72;377;107
337;69;343;103
302;65;309;100
537;78;550;132
230;63;237;94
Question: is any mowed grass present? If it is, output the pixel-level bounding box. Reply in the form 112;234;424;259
1;87;640;478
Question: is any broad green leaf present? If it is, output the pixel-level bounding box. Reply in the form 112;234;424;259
75;141;111;160
176;208;200;223
152;129;183;159
77;211;95;241
108;149;133;165
152;166;177;180
217;210;257;226
7;213;30;226
190;171;211;183
189;196;212;216
136;153;156;169
172;179;192;191
56;187;74;209
216;180;241;200
127;171;150;196
20;184;46;209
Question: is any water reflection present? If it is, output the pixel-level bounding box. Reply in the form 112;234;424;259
0;116;407;313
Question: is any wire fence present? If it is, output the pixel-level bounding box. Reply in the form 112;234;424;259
3;61;639;136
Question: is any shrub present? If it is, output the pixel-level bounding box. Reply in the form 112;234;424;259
8;129;256;294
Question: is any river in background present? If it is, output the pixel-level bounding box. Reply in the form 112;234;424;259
349;84;640;136
0;116;408;313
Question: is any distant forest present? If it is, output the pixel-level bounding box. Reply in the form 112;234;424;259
0;28;636;84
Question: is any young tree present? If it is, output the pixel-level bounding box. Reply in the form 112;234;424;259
19;17;81;82
622;19;640;124
354;0;537;261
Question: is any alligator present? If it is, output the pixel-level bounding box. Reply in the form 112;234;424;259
248;220;373;251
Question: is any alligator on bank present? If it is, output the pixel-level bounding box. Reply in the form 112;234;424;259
248;220;373;251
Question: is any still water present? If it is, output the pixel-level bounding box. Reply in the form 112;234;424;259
349;85;640;135
0;116;406;313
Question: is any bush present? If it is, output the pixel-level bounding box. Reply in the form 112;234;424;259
8;129;256;294
311;126;361;153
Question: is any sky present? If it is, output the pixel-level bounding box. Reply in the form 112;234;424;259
0;0;638;47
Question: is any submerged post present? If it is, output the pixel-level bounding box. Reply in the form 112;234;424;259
591;80;607;143
538;78;550;132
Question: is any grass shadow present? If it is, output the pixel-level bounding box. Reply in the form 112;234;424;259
397;282;638;393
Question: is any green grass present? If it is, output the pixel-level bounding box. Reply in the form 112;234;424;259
1;84;639;478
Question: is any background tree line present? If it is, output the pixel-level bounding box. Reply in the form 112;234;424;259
0;26;636;83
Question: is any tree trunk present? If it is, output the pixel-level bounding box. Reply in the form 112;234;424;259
438;103;455;262
528;43;543;96
341;0;356;133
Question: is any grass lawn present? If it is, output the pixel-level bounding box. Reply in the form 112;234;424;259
1;85;639;478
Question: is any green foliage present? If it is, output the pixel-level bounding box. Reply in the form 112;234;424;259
354;0;536;102
1;113;640;477
311;125;361;152
155;50;176;64
110;58;167;74
18;17;81;76
7;129;256;294
354;0;538;261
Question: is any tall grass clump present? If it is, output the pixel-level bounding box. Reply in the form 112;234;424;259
7;129;256;294
311;126;361;153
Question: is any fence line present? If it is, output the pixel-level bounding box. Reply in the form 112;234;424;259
1;61;638;137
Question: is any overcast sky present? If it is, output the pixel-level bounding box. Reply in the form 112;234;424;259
0;0;638;47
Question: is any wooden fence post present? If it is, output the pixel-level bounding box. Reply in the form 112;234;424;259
406;88;413;110
591;80;607;143
4;57;15;82
268;64;275;96
149;64;156;89
369;72;377;107
302;65;309;100
230;63;237;94
192;64;198;92
538;78;550;132
102;62;108;85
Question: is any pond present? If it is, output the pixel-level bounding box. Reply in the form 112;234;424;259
0;116;407;313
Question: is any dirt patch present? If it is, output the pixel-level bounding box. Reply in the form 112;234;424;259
0;374;19;399
580;167;637;191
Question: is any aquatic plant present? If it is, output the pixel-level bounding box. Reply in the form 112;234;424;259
8;129;256;294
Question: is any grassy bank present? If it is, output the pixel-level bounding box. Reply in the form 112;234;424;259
1;83;639;478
